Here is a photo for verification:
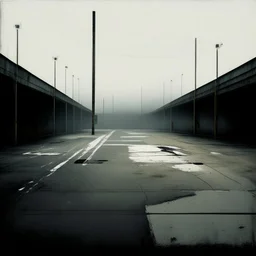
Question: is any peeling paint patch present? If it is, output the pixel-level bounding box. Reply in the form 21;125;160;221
128;145;187;164
172;164;203;172
146;190;256;246
211;152;222;155
23;152;61;156
121;136;148;138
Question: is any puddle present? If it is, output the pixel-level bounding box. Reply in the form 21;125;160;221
146;190;256;246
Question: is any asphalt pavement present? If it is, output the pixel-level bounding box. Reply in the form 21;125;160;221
1;129;256;253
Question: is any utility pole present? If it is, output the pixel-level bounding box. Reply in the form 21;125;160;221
214;43;223;139
112;95;114;114
65;66;68;134
193;38;197;135
72;74;75;133
14;24;20;145
92;11;96;135
141;86;142;115
53;56;57;136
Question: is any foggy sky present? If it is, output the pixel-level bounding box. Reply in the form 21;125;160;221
1;0;256;114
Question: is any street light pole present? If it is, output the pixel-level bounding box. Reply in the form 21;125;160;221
65;66;68;134
193;38;197;135
141;86;142;115
170;79;172;102
92;11;96;135
53;56;57;136
77;77;80;103
112;95;114;114
14;24;20;145
72;74;75;133
65;66;68;94
181;74;183;96
214;43;223;139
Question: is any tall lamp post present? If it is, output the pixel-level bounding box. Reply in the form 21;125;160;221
214;43;223;139
14;24;20;145
72;74;75;132
65;66;68;133
53;56;58;136
181;74;183;96
193;38;197;135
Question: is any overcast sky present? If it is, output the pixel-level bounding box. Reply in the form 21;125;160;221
1;0;256;113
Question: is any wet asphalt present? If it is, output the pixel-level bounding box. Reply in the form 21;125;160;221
1;129;256;253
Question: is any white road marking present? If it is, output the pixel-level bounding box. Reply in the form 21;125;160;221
211;152;222;155
103;144;136;146
172;164;203;172
126;132;148;135
129;155;186;163
23;152;61;156
121;136;147;138
128;145;187;164
28;181;34;184
77;135;105;159
18;187;25;191
49;148;84;174
83;130;115;166
146;191;256;246
108;140;142;142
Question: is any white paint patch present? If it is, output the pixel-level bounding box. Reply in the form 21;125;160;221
23;152;61;156
211;152;222;155
126;132;147;135
83;130;115;166
129;145;162;153
18;187;25;191
128;145;187;164
103;144;136;146
173;151;187;156
77;135;105;159
130;155;186;163
49;148;83;174
28;181;34;184
146;191;256;246
172;164;203;172
121;136;147;138
108;140;142;142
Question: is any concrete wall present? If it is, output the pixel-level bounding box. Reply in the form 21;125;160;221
0;54;92;146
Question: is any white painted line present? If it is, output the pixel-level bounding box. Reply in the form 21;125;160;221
83;130;115;166
23;152;61;156
126;132;147;135
18;187;25;191
121;136;147;138
77;135;105;159
28;181;34;184
211;152;222;155
108;140;142;142
103;144;135;146
172;164;203;172
49;148;83;173
129;155;186;163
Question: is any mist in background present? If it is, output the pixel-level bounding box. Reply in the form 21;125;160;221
1;0;256;114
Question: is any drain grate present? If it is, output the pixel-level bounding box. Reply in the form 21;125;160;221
74;159;108;164
74;159;86;164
